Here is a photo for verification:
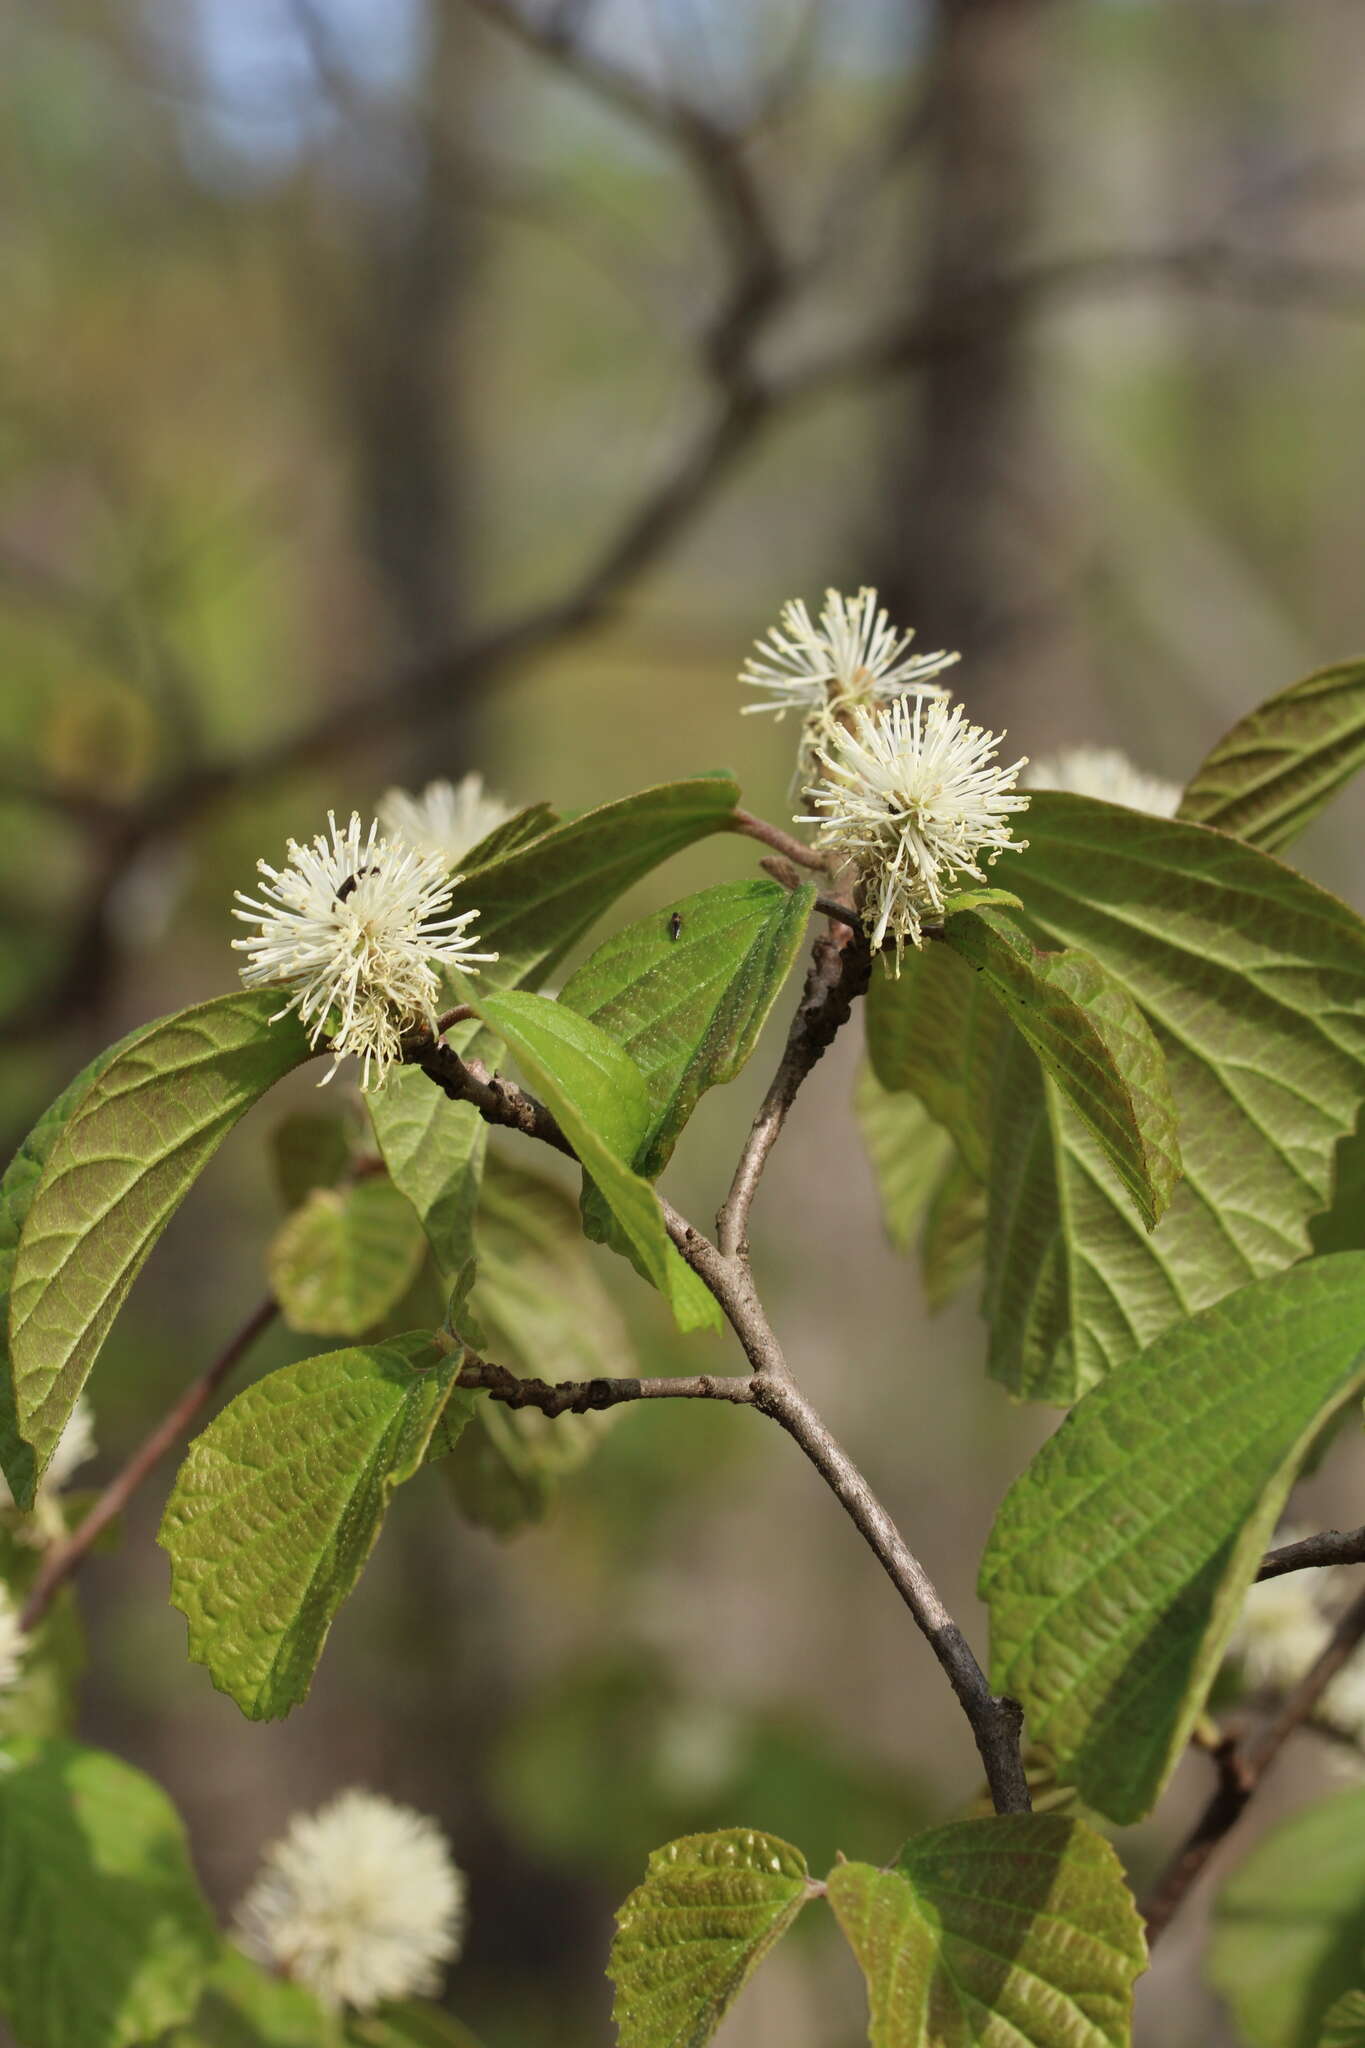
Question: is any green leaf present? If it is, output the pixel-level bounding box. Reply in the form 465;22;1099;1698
268;1177;428;1338
368;1022;500;1285
466;993;720;1334
1321;1992;1365;2048
866;947;1007;1180
854;1065;956;1256
0;1023;155;1506
159;1333;466;1719
0;1736;217;2048
443;1156;635;1534
1208;1786;1365;2048
980;1253;1365;1824
609;1828;810;2048
826;1815;1145;2048
921;1156;986;1313
941;905;1180;1230
994;794;1365;1402
560;880;816;1179
1311;1105;1365;1255
8;993;313;1500
459;800;559;872
167;1948;329;2048
269;1111;353;1212
450;774;740;991
1178;659;1365;853
347;2002;487;2048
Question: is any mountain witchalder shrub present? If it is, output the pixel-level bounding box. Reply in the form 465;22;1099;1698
4;592;1365;2046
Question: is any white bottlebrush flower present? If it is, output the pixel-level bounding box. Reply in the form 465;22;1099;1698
233;812;497;1090
377;774;514;870
741;587;958;776
1025;744;1181;819
0;1586;29;1695
233;1789;467;2012
798;696;1028;962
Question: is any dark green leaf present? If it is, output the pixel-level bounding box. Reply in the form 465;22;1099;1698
865;947;1007;1180
368;1022;500;1285
159;1334;467;1718
0;1736;217;2048
442;1157;634;1534
854;1065;956;1256
941;904;1180;1229
980;1254;1365;1824
560;879;815;1178
0;1023;154;1505
450;774;740;991
269;1112;352;1212
609;1828;810;2048
1312;1106;1365;1256
1321;1992;1365;2048
268;1178;428;1338
467;993;719;1334
1178;660;1365;853
8;994;313;1500
458;801;558;873
921;1156;986;1313
827;1815;1145;2047
995;795;1365;1402
1209;1786;1365;2048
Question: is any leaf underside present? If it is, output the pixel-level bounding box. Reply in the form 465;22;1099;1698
1178;658;1365;853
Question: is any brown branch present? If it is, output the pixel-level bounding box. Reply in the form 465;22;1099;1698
729;809;831;871
718;924;871;1258
455;1353;753;1415
1143;1584;1365;1942
19;1297;278;1634
1258;1525;1365;1581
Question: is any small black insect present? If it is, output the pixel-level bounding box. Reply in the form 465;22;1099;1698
335;866;381;905
668;911;684;941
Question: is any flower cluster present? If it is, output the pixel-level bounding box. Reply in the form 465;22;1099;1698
741;586;958;778
233;809;497;1090
377;773;513;869
798;694;1029;962
233;1789;467;2012
1025;744;1181;818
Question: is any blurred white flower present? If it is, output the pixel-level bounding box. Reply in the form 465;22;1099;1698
0;1587;29;1695
798;697;1028;963
1228;1569;1333;1695
234;1789;467;2012
233;811;496;1090
0;1397;96;1542
1025;745;1181;818
378;774;513;869
1322;1657;1365;1745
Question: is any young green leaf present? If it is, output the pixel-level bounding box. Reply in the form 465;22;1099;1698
448;774;740;991
166;1947;329;2048
994;794;1365;1402
865;946;1008;1181
8;993;313;1501
941;904;1180;1229
1321;1992;1365;2048
466;992;720;1334
0;1023;155;1505
1208;1786;1365;2048
160;1333;470;1719
1178;659;1365;853
268;1178;428;1338
826;1814;1145;2048
609;1828;810;2048
854;1065;956;1256
560;879;816;1178
0;1736;217;2048
368;1021;501;1284
980;1253;1365;1825
441;1156;634;1534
